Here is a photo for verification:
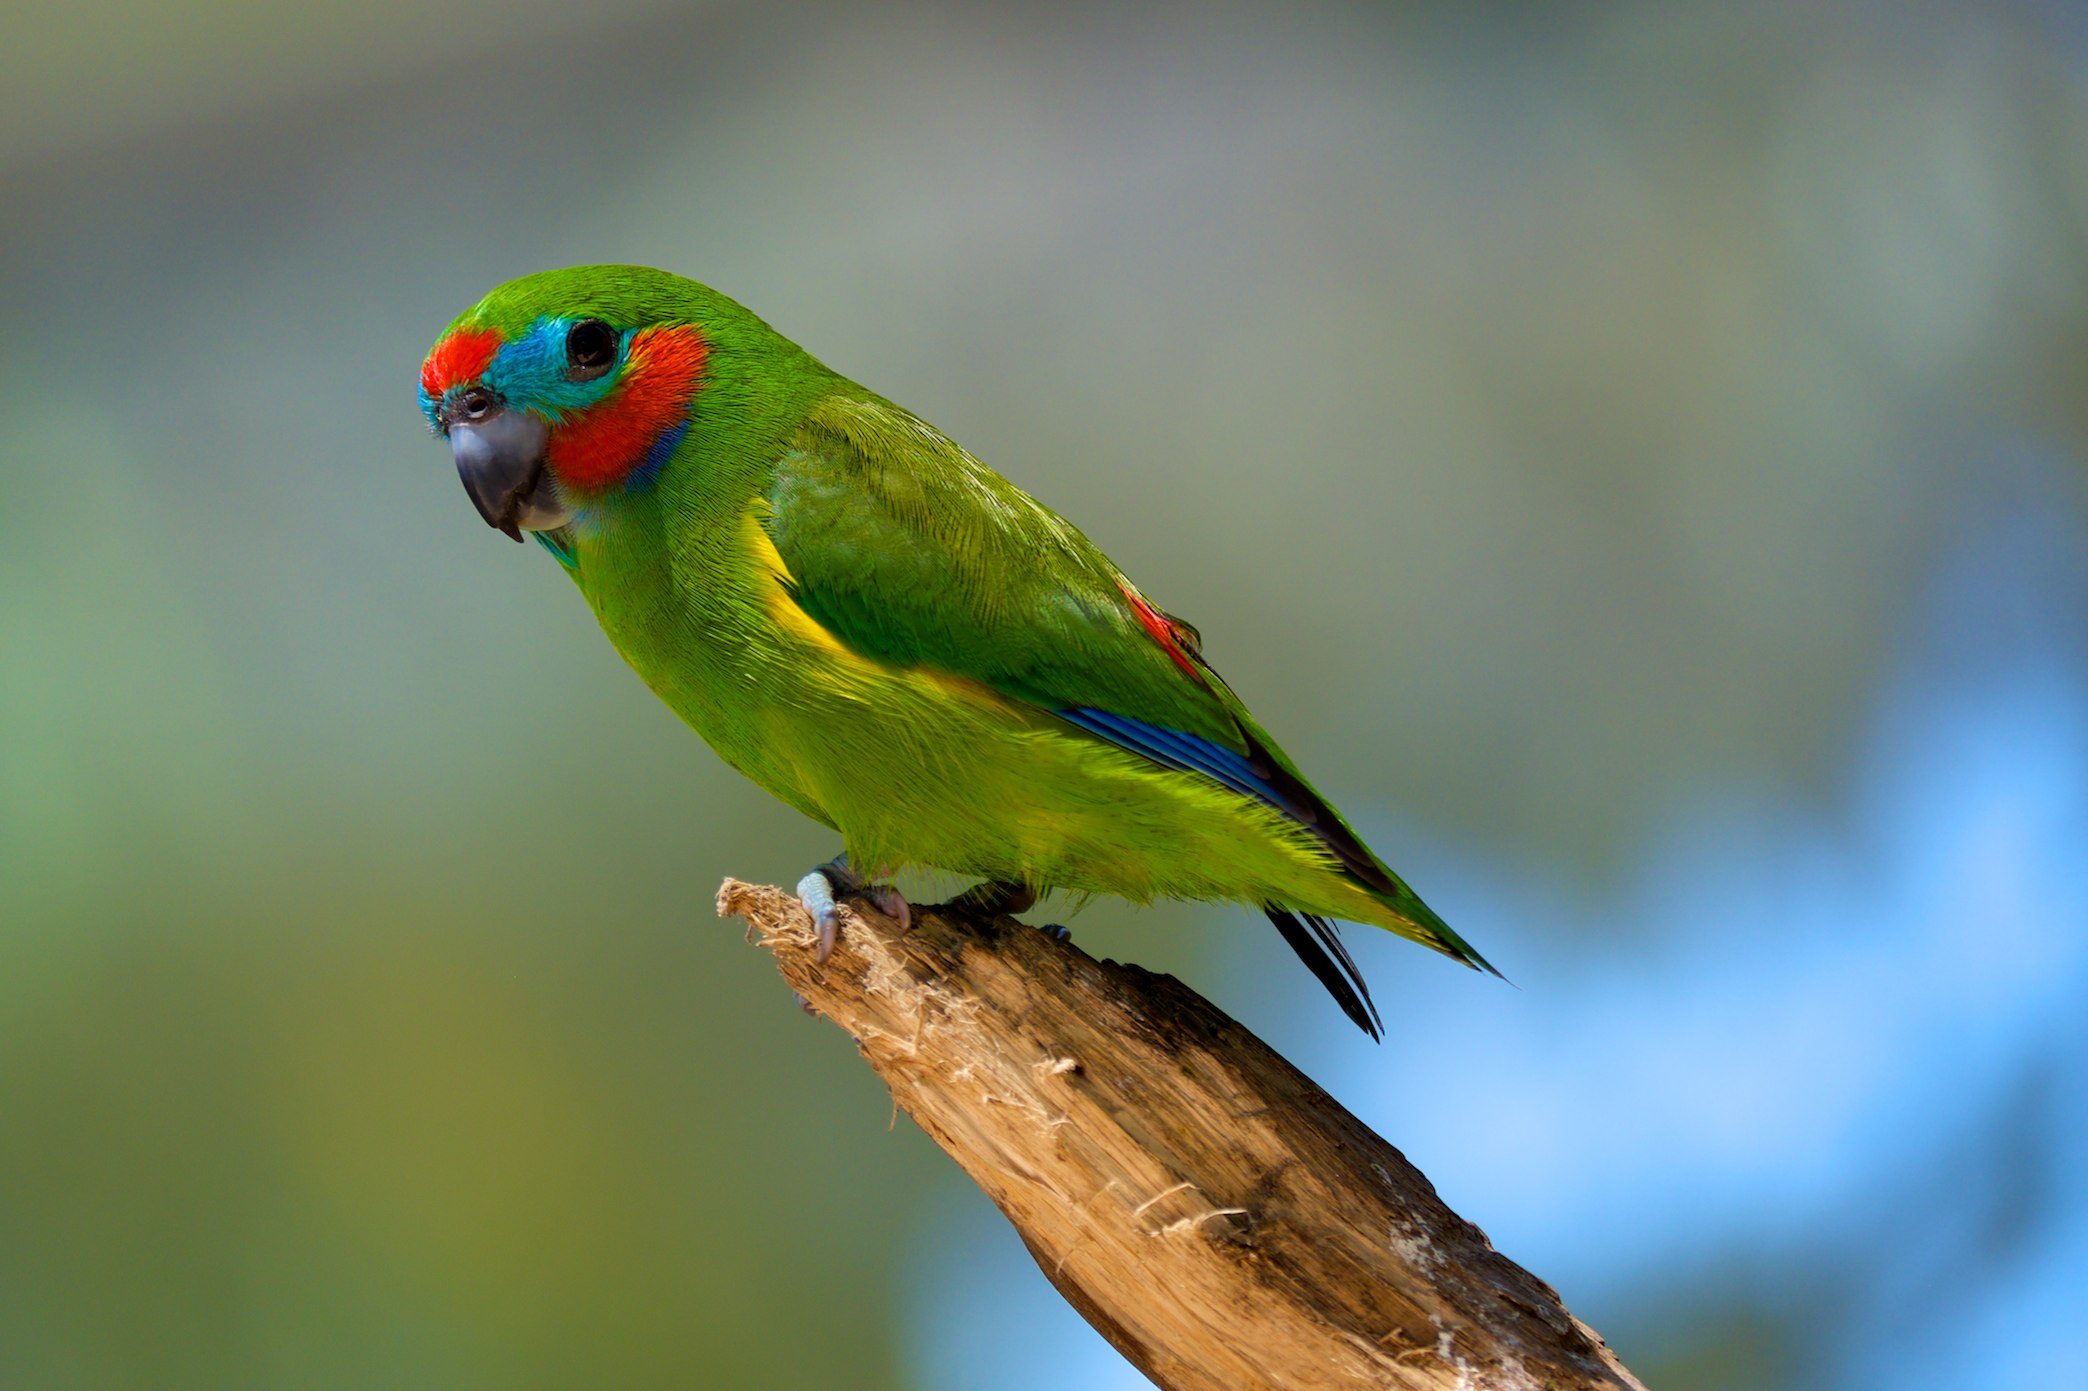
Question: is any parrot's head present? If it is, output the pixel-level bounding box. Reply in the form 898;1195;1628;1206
420;265;790;543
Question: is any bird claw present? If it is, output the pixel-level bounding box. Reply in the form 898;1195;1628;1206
795;854;909;963
1042;923;1072;942
794;867;844;963
863;884;911;933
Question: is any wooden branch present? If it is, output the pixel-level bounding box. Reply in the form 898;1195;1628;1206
717;879;1647;1391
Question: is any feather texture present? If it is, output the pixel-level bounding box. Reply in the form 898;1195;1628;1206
424;265;1496;1033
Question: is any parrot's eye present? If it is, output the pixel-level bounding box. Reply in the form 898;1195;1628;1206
565;320;618;381
457;386;498;422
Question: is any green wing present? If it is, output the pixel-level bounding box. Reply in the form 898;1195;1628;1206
763;394;1422;893
763;394;1495;1011
763;395;1241;748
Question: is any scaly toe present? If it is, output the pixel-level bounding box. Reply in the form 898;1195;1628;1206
795;856;909;961
864;884;911;933
795;865;847;963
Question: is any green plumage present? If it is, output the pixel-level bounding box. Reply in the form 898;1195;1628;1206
429;265;1491;1032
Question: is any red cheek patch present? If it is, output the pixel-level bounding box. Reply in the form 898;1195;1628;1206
548;325;710;491
420;326;502;397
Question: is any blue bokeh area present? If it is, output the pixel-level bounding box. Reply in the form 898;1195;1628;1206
910;461;2088;1388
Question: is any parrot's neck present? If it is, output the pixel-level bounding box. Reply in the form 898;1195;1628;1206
557;385;841;813
563;354;840;649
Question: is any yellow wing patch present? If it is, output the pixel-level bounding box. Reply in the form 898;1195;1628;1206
739;498;1023;722
742;503;859;661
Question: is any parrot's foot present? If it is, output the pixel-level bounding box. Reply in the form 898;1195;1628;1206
948;880;1039;917
944;882;1067;941
795;855;911;964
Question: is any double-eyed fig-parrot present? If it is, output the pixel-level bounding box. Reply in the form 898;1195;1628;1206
421;265;1493;1036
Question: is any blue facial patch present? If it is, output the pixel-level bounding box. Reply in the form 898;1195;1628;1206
485;317;629;419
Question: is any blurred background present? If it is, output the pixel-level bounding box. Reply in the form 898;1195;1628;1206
4;1;2084;1386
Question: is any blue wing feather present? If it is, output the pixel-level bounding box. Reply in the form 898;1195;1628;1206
1059;705;1378;883
1056;707;1275;808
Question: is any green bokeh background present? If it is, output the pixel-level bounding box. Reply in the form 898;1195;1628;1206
6;2;2085;1386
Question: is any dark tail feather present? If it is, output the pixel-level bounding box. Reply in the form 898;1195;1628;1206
1263;906;1383;1040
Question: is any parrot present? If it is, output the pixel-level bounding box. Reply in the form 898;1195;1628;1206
420;265;1495;1037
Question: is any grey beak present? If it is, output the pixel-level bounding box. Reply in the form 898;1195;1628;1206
449;408;560;541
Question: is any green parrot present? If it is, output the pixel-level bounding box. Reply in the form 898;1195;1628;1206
421;265;1493;1036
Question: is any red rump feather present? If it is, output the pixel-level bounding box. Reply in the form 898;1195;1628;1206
548;325;709;490
1119;581;1208;685
420;327;501;397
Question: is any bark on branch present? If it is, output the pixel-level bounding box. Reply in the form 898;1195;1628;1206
716;879;1647;1391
